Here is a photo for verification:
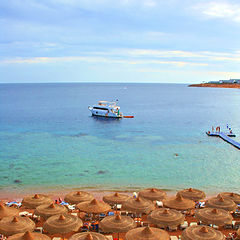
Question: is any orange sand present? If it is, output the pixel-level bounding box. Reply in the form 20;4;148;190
189;83;240;89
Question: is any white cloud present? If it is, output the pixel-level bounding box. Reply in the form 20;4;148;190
1;55;207;67
194;1;240;22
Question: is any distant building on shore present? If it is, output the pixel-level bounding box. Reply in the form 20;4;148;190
208;79;240;84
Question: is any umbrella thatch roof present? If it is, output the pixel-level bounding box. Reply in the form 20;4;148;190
181;225;225;240
99;214;137;233
64;191;94;205
195;208;232;226
125;226;170;240
35;203;68;219
8;231;51;240
22;194;52;209
205;195;237;211
77;199;111;214
0;216;35;237
122;197;155;214
177;188;206;201
69;232;107;240
103;192;130;205
219;192;240;204
43;214;82;234
163;193;195;210
0;202;19;220
138;188;167;201
147;208;184;227
237;228;240;238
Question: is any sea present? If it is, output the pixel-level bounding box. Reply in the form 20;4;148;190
0;83;240;195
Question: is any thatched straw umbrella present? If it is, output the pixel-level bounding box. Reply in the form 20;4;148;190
69;232;107;240
8;231;51;240
181;225;224;240
64;191;94;205
0;202;19;220
178;188;206;201
147;208;184;228
237;229;240;239
35;203;68;219
195;208;232;226
0;216;35;237
102;192;130;205
43;214;82;235
22;194;52;209
219;192;240;204
125;226;170;240
100;214;137;239
77;199;111;214
122;197;155;214
205;195;237;211
163;193;195;211
138;188;167;201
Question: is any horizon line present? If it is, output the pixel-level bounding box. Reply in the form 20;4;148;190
0;81;192;84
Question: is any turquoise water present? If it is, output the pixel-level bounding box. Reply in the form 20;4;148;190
0;83;240;195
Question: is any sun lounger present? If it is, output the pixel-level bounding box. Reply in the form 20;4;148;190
156;201;163;208
105;236;113;240
168;226;178;231
34;227;43;234
212;224;219;229
133;192;137;198
71;212;78;216
6;201;22;208
234;221;240;229
116;204;122;210
189;222;198;227
67;205;75;210
170;236;178;240
180;221;188;230
108;211;114;216
224;222;233;229
19;211;31;217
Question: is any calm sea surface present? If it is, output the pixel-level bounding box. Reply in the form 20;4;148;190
0;83;240;195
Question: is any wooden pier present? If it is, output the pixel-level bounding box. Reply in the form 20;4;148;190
206;132;240;150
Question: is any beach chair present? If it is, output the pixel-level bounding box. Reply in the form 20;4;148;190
71;212;78;216
212;224;219;229
189;222;197;227
105;236;113;240
99;213;106;220
180;221;188;230
168;226;178;231
19;211;30;217
34;227;43;234
108;211;114;216
116;204;122;210
67;204;75;211
6;201;22;208
224;222;233;229
234;221;240;229
156;201;163;208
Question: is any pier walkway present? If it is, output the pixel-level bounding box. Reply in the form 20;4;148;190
206;132;240;150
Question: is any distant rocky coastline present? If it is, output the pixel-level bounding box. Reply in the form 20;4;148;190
189;83;240;89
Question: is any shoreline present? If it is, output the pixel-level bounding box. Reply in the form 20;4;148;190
0;186;223;202
189;83;240;89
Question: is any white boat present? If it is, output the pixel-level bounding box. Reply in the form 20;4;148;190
88;101;123;118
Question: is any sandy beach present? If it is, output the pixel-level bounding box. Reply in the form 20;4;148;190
189;83;240;89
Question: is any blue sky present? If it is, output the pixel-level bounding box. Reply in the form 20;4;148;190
1;0;240;83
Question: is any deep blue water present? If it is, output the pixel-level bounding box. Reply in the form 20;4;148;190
0;83;240;195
